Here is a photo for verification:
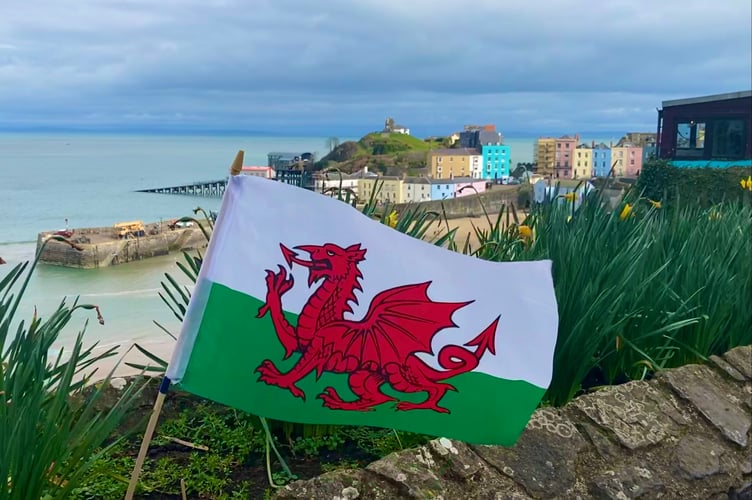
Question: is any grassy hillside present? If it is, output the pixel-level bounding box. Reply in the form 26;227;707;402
317;132;449;175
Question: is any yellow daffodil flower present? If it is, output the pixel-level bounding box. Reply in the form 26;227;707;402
648;199;661;209
742;176;752;191
385;210;398;228
619;203;633;220
566;215;572;223
561;192;578;202
518;225;533;240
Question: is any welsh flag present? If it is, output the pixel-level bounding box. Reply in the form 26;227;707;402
166;174;559;445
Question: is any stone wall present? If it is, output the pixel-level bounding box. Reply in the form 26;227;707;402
394;186;521;219
275;346;752;499
37;227;208;268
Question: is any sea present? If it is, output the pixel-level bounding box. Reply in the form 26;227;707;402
0;132;603;362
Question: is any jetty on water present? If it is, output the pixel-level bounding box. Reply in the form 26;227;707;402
136;179;228;198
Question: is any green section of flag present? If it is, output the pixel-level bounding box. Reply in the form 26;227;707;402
178;282;545;446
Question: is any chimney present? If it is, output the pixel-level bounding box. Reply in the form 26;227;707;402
363;165;368;174
592;140;595;148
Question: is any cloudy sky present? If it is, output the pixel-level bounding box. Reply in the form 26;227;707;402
1;0;750;136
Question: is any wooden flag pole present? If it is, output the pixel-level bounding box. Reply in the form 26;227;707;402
124;377;170;500
230;149;244;176
124;150;244;499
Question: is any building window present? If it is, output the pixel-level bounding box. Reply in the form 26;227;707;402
711;119;746;159
675;121;706;157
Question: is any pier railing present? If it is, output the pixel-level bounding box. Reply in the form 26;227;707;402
136;179;229;197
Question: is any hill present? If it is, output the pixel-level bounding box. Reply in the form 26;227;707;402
316;132;449;175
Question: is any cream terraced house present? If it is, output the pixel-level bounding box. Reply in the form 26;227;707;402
357;176;404;204
402;177;432;203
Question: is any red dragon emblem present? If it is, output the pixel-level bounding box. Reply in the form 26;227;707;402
255;242;500;413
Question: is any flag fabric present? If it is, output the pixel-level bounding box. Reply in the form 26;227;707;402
166;174;559;446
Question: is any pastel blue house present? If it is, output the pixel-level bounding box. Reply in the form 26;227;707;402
592;143;612;177
429;179;454;200
481;144;511;181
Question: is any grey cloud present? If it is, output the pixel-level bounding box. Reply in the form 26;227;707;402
0;0;749;134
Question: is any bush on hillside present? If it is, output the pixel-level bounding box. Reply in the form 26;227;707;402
636;159;751;207
317;141;361;167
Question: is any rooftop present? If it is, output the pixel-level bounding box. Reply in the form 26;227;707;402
662;90;752;108
428;147;480;156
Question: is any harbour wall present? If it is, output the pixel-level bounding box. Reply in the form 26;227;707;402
36;225;209;269
394;186;522;219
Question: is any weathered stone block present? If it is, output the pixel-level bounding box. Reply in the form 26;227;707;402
661;364;750;447
471;408;588;498
590;466;665;499
675;434;723;479
576;422;622;461
366;438;527;499
274;469;402;500
572;380;689;449
723;346;752;380
709;354;747;382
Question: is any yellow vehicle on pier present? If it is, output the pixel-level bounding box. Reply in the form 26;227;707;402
114;221;146;239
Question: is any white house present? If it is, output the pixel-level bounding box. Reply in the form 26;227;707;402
469;154;483;179
315;167;377;198
240;166;275;179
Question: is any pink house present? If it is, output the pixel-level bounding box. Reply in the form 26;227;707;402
453;178;487;198
555;134;580;178
625;146;643;177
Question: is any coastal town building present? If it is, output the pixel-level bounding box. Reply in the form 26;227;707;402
357;176;404;204
469;154;483;179
267;152;314;170
618;133;656;167
481;144;511;182
657;90;752;167
430;179;455;200
452;178;487;197
573;145;593;179
382;117;410;135
313;167;377;197
240;166;275;179
554;134;579;179
592;143;613;177
428;148;477;179
402;177;432;203
611;145;644;177
459;124;501;149
618;132;656;149
360;175;489;205
534;137;556;176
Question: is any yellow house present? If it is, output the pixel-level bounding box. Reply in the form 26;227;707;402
428;148;477;179
534;138;556;176
357;176;404;204
610;147;628;177
573;145;592;179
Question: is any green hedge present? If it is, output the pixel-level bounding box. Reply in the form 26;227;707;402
636;160;751;207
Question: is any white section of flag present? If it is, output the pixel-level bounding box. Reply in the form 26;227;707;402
168;175;559;389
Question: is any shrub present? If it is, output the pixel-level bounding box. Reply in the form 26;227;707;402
636;159;752;207
1;246;148;499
